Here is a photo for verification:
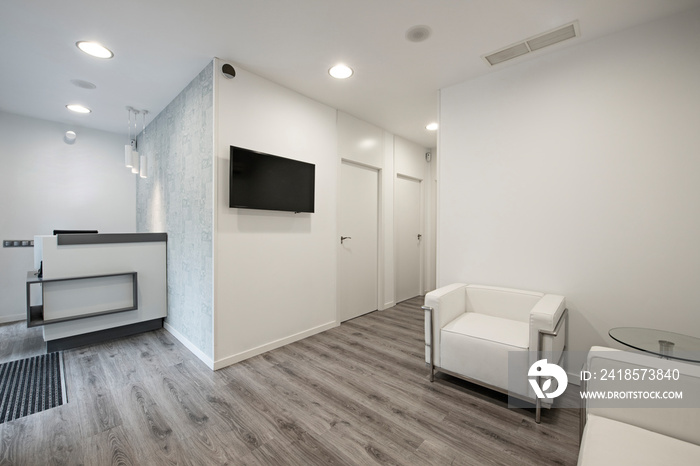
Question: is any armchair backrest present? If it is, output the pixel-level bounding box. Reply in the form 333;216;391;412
586;346;700;446
465;285;543;323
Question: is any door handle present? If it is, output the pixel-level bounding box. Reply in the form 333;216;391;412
341;236;352;244
417;234;422;240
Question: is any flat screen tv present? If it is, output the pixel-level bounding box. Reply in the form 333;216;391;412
229;145;315;213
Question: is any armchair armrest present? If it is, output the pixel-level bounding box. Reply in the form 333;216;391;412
529;294;567;421
529;294;566;332
423;283;467;368
529;294;567;356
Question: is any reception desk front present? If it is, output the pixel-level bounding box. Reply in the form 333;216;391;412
29;233;167;351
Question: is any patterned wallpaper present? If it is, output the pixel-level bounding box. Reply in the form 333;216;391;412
136;61;214;359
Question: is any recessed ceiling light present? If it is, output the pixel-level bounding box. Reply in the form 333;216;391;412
76;41;114;59
426;122;438;131
66;104;91;114
406;25;432;43
329;64;353;79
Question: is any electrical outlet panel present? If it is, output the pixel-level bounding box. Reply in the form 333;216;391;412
3;240;33;247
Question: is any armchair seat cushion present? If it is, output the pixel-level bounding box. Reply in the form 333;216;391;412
442;313;529;349
440;313;530;393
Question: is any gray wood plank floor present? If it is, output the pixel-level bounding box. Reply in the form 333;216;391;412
0;297;581;465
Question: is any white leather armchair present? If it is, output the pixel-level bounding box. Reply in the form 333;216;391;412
579;347;700;464
422;284;567;422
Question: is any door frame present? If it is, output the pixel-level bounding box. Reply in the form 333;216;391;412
394;173;425;302
337;158;382;323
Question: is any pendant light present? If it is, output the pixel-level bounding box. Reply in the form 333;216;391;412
131;109;140;174
125;107;133;168
139;110;148;178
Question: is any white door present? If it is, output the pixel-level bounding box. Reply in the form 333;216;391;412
395;175;422;303
339;161;378;322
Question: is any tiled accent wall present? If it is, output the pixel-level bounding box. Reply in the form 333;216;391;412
136;61;214;359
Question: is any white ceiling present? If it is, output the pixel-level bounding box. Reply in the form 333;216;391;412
2;0;699;148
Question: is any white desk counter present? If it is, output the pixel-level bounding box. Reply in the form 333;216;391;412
30;233;167;351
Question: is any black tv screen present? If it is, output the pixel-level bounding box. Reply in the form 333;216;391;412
229;145;315;213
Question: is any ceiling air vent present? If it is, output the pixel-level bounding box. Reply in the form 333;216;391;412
483;21;579;66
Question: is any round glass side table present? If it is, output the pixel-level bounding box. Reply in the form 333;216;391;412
609;327;700;363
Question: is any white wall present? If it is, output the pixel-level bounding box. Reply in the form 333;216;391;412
337;113;435;308
337;112;396;309
0;111;136;323
438;9;700;372
213;60;338;369
394;136;436;295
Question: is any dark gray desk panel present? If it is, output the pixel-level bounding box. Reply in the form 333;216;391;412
57;233;167;245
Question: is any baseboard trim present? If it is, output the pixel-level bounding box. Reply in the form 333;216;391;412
163;321;214;370
46;318;163;352
0;313;25;324
213;320;339;371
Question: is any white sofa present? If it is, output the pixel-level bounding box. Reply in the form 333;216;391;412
579;346;700;465
422;284;567;422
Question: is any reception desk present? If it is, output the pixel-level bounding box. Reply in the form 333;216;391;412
29;233;167;351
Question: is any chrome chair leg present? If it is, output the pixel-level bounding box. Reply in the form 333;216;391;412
422;305;435;382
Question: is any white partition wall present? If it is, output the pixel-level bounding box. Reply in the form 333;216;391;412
213;59;338;369
131;60;436;370
135;63;214;364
